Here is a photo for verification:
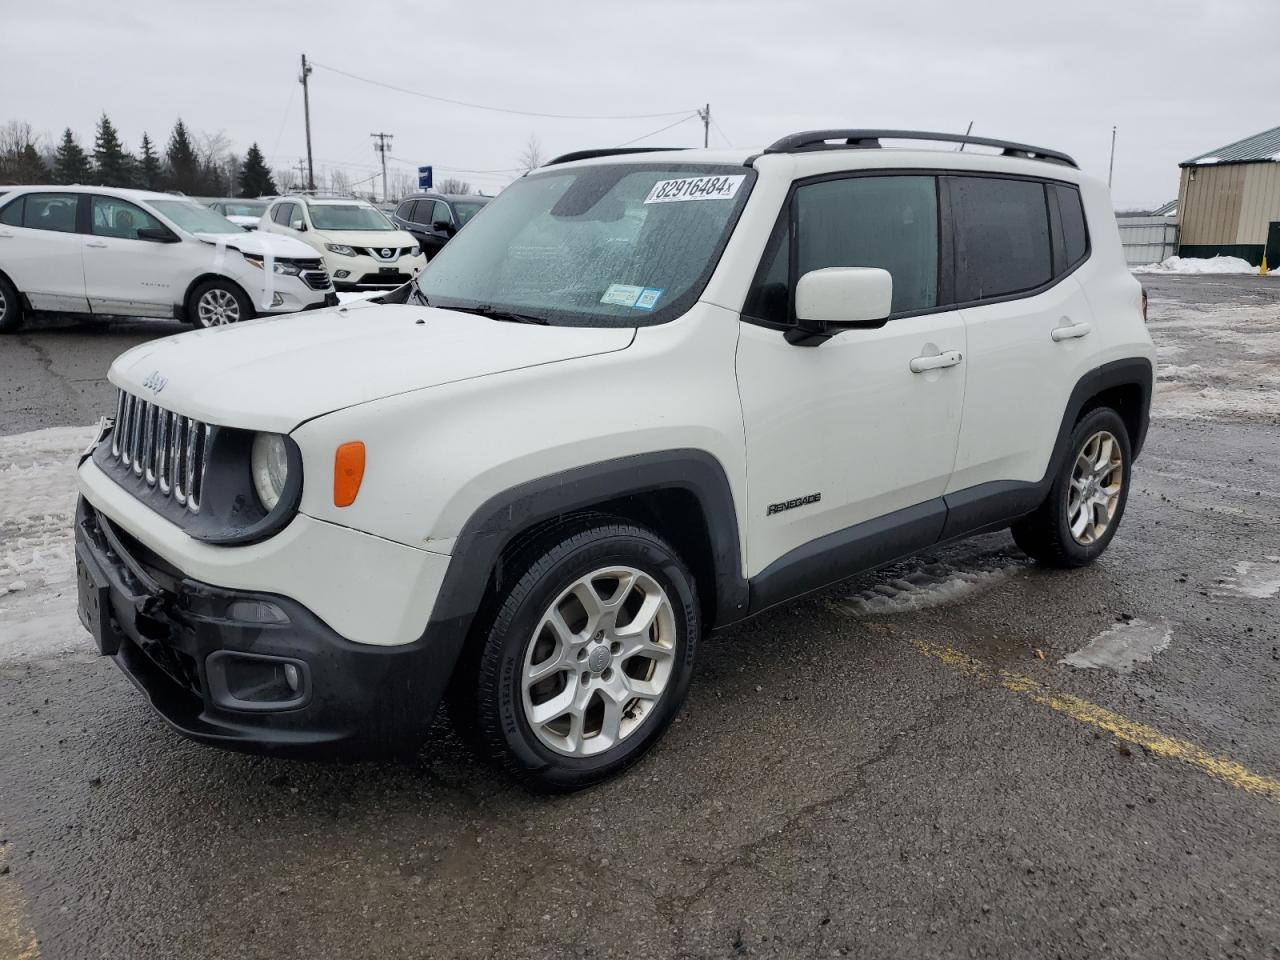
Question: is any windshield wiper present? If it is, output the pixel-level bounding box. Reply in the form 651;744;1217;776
444;304;550;325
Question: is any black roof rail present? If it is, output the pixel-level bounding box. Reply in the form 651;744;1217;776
763;130;1077;168
544;146;687;167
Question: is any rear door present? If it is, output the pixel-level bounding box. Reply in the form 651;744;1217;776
944;176;1097;495
81;195;190;318
0;192;89;311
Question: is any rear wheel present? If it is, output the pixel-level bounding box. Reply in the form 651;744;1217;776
453;520;699;791
1012;407;1132;567
190;279;253;328
0;275;24;334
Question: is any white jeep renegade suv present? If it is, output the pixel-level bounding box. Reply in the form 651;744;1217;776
75;131;1155;790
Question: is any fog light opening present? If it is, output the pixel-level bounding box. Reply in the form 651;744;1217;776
284;662;300;693
334;269;350;279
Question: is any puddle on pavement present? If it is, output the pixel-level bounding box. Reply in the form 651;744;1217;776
1213;557;1280;599
1061;619;1172;673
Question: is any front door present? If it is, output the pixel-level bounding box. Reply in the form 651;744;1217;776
736;173;966;583
81;195;188;318
0;191;88;312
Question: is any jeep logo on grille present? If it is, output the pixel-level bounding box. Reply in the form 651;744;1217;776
141;371;168;394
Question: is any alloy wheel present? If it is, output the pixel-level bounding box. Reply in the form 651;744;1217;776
520;566;677;757
1067;430;1124;545
197;288;241;326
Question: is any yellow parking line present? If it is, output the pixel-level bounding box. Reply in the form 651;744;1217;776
909;638;1280;803
0;844;39;960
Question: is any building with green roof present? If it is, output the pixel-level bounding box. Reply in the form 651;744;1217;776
1177;125;1280;266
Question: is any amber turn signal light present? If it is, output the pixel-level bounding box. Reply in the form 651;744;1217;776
333;441;365;507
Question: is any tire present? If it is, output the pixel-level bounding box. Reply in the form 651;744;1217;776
452;519;700;792
189;279;253;328
0;274;24;334
1012;407;1133;567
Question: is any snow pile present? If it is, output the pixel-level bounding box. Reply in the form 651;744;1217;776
1133;255;1262;275
0;426;97;662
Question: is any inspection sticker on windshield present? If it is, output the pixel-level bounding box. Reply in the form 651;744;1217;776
644;175;745;204
602;283;644;307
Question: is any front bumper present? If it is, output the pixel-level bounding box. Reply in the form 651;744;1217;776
324;252;426;290
75;498;440;756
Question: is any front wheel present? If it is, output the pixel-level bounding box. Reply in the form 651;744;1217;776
454;520;700;791
190;279;253;328
1012;407;1132;567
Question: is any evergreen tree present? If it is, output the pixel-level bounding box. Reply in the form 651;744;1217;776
238;143;277;197
53;128;92;184
165;118;200;194
14;143;47;182
138;133;162;190
92;114;131;187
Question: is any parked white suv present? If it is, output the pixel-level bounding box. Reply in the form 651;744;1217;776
0;186;336;332
75;131;1154;790
257;195;426;291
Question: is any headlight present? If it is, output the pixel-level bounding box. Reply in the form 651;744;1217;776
250;432;289;511
325;243;358;257
410;245;421;256
241;252;302;275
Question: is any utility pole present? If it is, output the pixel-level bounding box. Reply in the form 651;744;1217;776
697;104;710;148
300;54;315;191
370;131;393;201
1107;125;1117;190
294;159;308;192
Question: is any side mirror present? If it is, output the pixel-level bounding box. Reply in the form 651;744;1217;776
290;219;307;232
789;267;893;345
137;226;179;243
431;220;453;233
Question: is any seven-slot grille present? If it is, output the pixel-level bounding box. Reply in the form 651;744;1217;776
111;389;208;512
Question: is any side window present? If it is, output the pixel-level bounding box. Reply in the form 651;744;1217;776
21;193;79;233
0;195;24;227
395;200;415;220
271;202;294;226
742;215;790;325
431;200;452;225
794;175;938;315
409;199;431;224
948;176;1052;302
90;196;162;239
1051;184;1088;269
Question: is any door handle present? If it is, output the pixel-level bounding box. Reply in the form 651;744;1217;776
1051;320;1092;342
85;240;108;248
909;350;963;374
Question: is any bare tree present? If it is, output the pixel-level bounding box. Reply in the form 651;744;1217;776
517;133;544;173
326;168;352;195
387;167;416;201
0;121;47;184
436;177;473;194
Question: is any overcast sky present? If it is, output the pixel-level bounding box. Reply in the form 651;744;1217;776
5;0;1277;206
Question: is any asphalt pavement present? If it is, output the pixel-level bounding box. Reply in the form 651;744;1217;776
1;276;1278;959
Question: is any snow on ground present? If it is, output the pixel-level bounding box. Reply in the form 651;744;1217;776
335;291;384;304
1147;296;1280;420
1134;256;1269;275
0;426;97;663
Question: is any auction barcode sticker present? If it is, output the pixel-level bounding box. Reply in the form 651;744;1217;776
644;175;745;204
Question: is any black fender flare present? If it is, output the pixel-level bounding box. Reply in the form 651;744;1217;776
417;450;748;709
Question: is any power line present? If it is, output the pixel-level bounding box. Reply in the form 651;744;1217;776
309;60;697;121
710;117;734;148
614;114;699;148
267;83;297;166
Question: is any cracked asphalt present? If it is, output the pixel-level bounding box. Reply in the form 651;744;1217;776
2;276;1278;959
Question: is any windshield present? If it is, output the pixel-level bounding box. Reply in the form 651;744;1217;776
150;199;243;235
220;200;267;217
308;203;394;231
417;163;753;327
453;200;488;225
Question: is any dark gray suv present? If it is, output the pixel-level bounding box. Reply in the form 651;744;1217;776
391;192;490;259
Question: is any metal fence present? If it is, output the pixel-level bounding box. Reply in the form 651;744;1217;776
1117;216;1179;267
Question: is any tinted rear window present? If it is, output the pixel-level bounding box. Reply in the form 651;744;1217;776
1052;183;1088;268
949;177;1051;302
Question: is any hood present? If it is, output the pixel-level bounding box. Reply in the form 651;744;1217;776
225;215;261;229
313;229;418;248
193;230;316;260
108;301;636;433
